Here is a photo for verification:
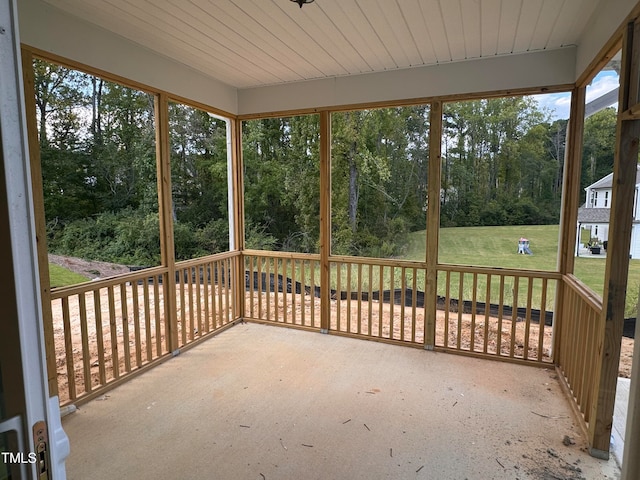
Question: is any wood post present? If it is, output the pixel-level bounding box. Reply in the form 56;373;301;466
155;93;179;353
230;118;245;321
320;111;331;333
425;101;442;349
20;48;59;397
554;86;586;365
589;20;640;458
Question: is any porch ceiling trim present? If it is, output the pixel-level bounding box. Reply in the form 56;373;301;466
237;47;576;116
18;0;640;117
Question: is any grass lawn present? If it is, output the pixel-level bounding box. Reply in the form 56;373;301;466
49;263;89;288
407;224;640;315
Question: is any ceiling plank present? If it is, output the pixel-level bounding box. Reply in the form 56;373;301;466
461;0;482;59
441;0;467;60
496;0;523;55
480;0;501;58
512;0;544;53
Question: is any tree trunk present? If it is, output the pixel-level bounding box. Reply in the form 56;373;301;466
348;141;358;232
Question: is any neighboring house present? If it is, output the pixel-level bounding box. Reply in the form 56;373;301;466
577;166;640;258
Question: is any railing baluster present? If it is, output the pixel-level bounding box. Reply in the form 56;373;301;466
187;268;194;341
523;278;533;360
143;279;152;361
400;267;406;342
411;268;417;343
368;264;373;336
457;272;463;350
108;286;119;379
537;278;547;361
154;277;162;355
131;282;142;368
94;289;107;384
179;268;186;346
444;270;450;348
484;274;491;354
292;258;297;325
497;276;505;356
336;263;342;331
249;256;254;318
510;277;519;358
378;265;384;337
61;296;76;401
389;267;395;340
282;258;288;324
78;293;91;394
120;284;131;374
310;260;315;327
347;262;352;332
203;265;210;334
357;263;363;335
470;273;477;351
196;267;203;337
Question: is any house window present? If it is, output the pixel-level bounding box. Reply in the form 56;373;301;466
595;225;599;236
604;191;609;207
594;191;598;207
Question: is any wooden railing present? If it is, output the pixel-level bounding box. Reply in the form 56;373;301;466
174;254;238;346
243;253;559;364
436;265;559;363
50;252;239;406
556;274;604;429
243;250;322;330
329;256;427;345
51;249;605;414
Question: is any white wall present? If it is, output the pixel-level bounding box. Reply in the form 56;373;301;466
18;0;238;114
238;48;576;115
631;225;640;259
576;0;638;81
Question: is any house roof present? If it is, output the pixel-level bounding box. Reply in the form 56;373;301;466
20;0;635;115
577;207;611;223
586;166;640;190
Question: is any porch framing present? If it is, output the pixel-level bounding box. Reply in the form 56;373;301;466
19;3;640;460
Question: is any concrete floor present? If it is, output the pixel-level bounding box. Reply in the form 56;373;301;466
62;323;620;480
612;378;630;466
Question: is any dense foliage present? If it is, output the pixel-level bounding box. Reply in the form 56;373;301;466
36;59;617;263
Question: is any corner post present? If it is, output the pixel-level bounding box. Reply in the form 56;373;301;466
425;101;442;350
155;94;179;353
589;19;640;458
554;86;586;365
231;117;245;321
21;48;58;397
320;111;331;333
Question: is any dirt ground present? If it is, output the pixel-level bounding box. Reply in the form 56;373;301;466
49;254;132;279
49;254;635;406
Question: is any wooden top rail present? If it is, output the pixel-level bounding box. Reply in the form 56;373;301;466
328;254;426;268
243;249;321;261
51;265;169;299
438;263;562;279
175;250;240;269
563;274;603;312
246;250;564;280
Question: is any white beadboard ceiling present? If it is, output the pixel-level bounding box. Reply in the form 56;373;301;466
43;0;601;90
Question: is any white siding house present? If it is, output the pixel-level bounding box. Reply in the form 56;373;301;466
577;166;640;257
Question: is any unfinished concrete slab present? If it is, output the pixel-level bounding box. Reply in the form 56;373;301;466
62;323;620;479
613;377;630;465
